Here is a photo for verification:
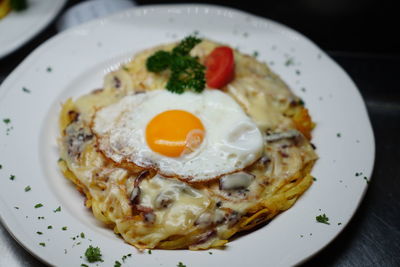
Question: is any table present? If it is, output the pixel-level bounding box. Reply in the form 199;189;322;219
1;2;399;266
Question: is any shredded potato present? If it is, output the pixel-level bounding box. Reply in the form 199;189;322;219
58;39;317;250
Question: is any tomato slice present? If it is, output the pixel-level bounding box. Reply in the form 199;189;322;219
205;46;235;89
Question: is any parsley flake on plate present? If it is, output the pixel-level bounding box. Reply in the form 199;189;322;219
34;203;43;208
177;262;187;267
53;206;61;212
316;214;330;225
84;245;103;263
24;186;31;192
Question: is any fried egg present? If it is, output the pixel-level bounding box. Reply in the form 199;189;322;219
93;89;263;182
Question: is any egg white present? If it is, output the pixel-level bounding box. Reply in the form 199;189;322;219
93;89;263;182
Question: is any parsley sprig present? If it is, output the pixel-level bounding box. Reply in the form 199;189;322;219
316;214;330;225
146;36;205;94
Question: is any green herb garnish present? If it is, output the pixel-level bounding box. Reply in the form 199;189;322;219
54;206;61;213
24;186;31;192
81;264;89;267
316;214;330;225
62;226;67;231
9;174;15;180
177;262;187;267
36;231;43;235
10;0;28;11
80;232;85;238
47;225;53;229
84;245;103;263
34;203;43;208
22;87;31;93
3;118;11;124
39;242;46;247
146;36;205;94
285;58;294;66
114;261;122;267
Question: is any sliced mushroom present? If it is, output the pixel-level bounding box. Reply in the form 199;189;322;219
219;172;255;191
130;187;140;204
264;129;300;142
154;190;175;209
103;69;133;94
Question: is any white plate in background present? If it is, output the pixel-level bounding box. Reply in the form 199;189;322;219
0;0;66;59
0;4;374;266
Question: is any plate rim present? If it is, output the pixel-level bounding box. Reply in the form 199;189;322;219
0;3;375;266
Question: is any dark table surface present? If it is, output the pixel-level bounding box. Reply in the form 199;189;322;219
1;1;399;266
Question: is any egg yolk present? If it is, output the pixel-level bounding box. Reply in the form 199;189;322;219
146;110;205;157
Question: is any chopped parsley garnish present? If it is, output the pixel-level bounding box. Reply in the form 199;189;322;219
177;262;187;267
10;0;28;11
146;36;205;94
81;264;89;267
285;58;294;66
208;251;213;255
62;226;67;231
24;186;31;192
316;214;330;225
14;206;19;209
36;231;43;235
312;177;317;181
148;249;152;254
364;176;370;184
338;222;342;225
47;225;53;229
80;232;85;238
337;133;341;138
84;245;103;263
122;254;132;262
22;87;31;93
34;203;43;208
0;164;2;169
54;206;61;212
295;70;301;75
114;261;122;267
3;118;11;124
39;242;46;247
252;51;259;58
46;67;52;72
9;174;15;180
37;216;45;220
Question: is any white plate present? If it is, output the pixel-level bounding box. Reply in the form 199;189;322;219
0;4;375;266
0;0;66;59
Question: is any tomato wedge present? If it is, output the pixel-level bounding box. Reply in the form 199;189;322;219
205;46;235;89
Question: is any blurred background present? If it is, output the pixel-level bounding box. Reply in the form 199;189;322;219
135;0;398;55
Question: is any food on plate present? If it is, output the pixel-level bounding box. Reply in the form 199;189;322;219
0;0;28;19
58;36;318;250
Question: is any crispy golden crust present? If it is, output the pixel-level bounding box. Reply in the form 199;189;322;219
57;39;317;250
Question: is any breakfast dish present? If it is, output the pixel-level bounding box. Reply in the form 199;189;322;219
0;4;375;266
57;37;318;250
